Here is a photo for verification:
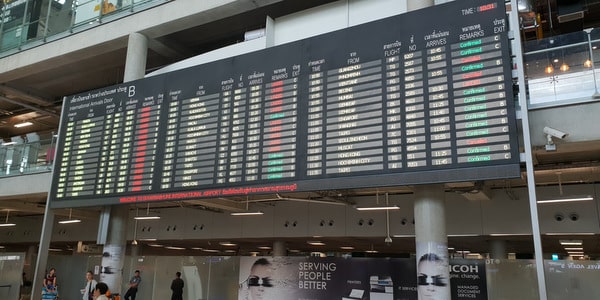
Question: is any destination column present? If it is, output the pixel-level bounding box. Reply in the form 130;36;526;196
63;117;104;197
166;91;220;189
325;56;384;175
55;120;74;198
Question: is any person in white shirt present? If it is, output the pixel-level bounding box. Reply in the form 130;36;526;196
93;282;110;300
81;271;98;300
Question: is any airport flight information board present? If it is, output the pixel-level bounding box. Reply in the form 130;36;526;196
50;0;520;207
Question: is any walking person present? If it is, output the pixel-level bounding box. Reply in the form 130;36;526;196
170;271;184;300
123;270;141;300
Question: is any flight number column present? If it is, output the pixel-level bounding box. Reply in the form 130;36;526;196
403;47;427;168
426;45;453;167
97;111;124;194
306;59;325;177
384;54;403;170
261;76;298;180
216;85;233;184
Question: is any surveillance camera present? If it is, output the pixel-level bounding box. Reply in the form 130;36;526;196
543;126;568;139
554;213;564;222
384;236;392;246
569;213;579;221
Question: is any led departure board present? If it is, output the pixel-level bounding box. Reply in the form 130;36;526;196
50;0;520;207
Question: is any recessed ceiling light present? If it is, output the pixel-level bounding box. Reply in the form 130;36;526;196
340;246;355;250
258;246;272;250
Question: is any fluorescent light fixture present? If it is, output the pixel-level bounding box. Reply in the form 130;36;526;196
537;195;594;204
365;249;379;253
448;247;455;251
224;249;237;253
1;142;16;146
355;205;399;211
448;234;479;237
134;215;161;220
48;248;63;252
340;246;355;250
219;241;237;246
59;209;81;224
392;234;415;238
548;233;595;236
0;211;15;227
191;247;202;250
257;246;272;250
165;246;186;250
139;238;157;241
567;251;585;254
14;121;33;128
489;233;531;236
230;211;264;216
307;241;325;246
559;240;583;246
202;249;219;253
58;219;81;224
564;247;584;251
148;244;164;247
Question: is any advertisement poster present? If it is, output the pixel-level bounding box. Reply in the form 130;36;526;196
449;259;488;300
238;257;486;300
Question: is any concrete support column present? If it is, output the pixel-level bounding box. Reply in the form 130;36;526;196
97;31;147;295
31;210;54;300
123;32;148;82
489;240;507;259
100;205;129;294
407;0;434;11
414;185;450;300
272;241;287;256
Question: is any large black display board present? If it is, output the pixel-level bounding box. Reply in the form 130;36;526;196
51;0;519;207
